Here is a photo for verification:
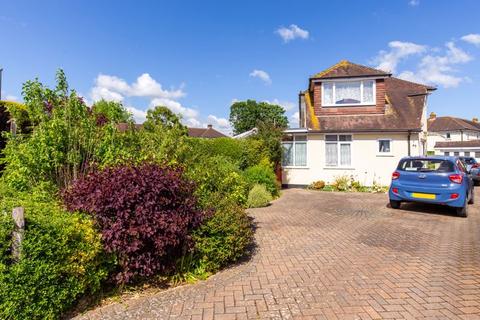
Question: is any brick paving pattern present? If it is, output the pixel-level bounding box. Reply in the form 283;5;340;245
75;188;480;319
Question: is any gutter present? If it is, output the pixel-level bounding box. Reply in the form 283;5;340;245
306;128;422;134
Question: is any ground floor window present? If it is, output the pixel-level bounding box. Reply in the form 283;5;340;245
465;151;471;156
325;134;352;167
378;139;391;153
282;135;307;166
444;151;450;156
454;151;460;156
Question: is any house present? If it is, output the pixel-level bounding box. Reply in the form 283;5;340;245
282;60;436;187
427;114;480;159
116;123;227;138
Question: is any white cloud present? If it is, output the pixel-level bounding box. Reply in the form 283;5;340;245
461;33;480;46
207;115;230;128
373;41;426;73
150;98;198;119
264;99;295;111
290;112;300;127
249;69;271;85
276;24;309;43
397;41;473;88
91;73;185;102
408;0;419;6
4;94;18;101
185;117;201;127
126;106;147;123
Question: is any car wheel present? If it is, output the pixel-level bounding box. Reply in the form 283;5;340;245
468;189;475;205
456;203;468;218
390;200;401;209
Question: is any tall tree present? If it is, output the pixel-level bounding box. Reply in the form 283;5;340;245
229;100;288;135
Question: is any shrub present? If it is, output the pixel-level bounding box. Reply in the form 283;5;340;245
243;164;279;197
0;198;111;320
247;184;273;208
186;155;248;209
63;163;206;284
192;203;253;272
332;175;351;192
309;180;325;190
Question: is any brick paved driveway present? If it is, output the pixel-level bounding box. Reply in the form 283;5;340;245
76;188;480;320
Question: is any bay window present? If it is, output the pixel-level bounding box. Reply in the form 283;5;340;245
282;135;307;167
325;135;352;167
322;80;375;106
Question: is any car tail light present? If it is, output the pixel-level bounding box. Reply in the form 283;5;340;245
472;163;479;169
450;193;459;199
392;171;400;180
449;174;463;184
392;188;399;194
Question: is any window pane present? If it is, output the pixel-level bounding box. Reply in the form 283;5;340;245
363;80;374;104
326;143;338;166
282;143;293;166
340;143;351;166
464;151;470;156
295;135;307;141
335;81;361;104
444;152;450;156
454;152;459;156
379;140;391;153
339;135;352;141
323;83;334;105
295;142;307;166
282;134;293;142
325;135;338;141
475;152;480;158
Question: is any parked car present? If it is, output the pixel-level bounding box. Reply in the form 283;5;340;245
459;156;480;186
389;156;474;217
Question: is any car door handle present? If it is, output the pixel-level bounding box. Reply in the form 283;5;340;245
418;174;427;179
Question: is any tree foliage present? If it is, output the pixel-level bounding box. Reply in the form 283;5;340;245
229;99;288;135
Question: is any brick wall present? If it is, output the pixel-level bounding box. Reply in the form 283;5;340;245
313;79;386;116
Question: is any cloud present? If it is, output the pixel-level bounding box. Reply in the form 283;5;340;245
207;115;230;128
249;69;271;85
373;41;426;73
276;24;309;43
126;106;147;123
4;94;18;101
461;33;480;46
91;73;185;102
290;112;300;127
268;99;295;111
408;0;419;6
397;41;473;88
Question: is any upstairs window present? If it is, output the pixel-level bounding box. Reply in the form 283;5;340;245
322;80;375;106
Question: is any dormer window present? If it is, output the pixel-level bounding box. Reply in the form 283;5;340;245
322;80;375;107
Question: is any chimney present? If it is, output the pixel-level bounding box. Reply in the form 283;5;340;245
429;112;436;120
207;124;213;129
473;117;479;123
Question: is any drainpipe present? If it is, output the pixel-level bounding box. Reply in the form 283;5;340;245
460;130;464;141
407;130;411;156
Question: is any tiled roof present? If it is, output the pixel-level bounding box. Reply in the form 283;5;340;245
116;123;227;138
428;116;480;132
311;60;391;79
308;76;434;132
187;127;227;138
435;140;480;148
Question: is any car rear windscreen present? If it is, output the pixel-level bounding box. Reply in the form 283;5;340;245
397;159;454;172
462;158;477;165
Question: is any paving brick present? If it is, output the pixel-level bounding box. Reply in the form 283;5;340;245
74;189;480;319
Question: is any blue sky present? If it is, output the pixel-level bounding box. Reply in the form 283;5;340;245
1;0;480;133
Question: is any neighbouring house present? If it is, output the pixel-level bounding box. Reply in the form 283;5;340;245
116;123;227;138
427;113;480;159
282;60;436;187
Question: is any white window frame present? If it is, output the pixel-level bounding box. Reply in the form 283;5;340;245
282;135;307;168
325;134;353;168
321;79;376;107
377;138;393;156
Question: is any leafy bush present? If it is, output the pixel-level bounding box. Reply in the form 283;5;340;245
192;203;253;272
186;155;248;209
63;163;205;284
308;180;325;190
0;198;111;320
247;184;273;208
332;175;351;192
243;164;279;197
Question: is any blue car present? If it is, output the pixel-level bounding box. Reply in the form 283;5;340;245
389;156;474;217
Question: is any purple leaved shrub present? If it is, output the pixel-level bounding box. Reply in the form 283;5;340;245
63;163;206;283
